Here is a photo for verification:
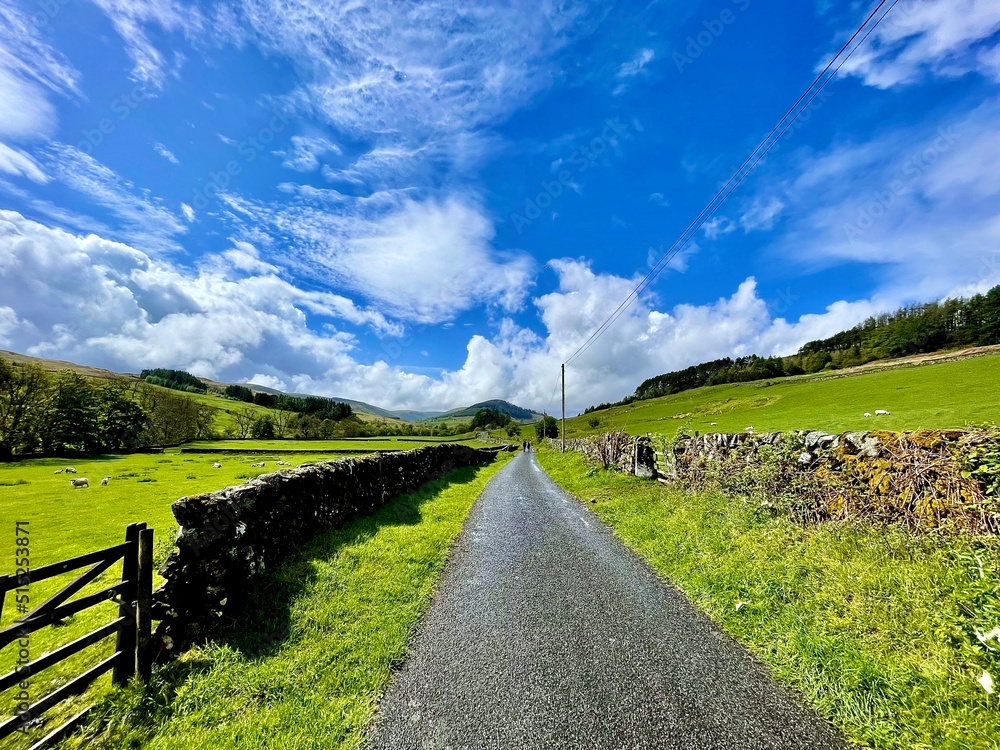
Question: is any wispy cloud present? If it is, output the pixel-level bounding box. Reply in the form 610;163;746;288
834;0;1000;88
44;144;187;252
0;142;48;183
275;135;341;172
617;47;655;78
88;0;205;88
153;141;179;163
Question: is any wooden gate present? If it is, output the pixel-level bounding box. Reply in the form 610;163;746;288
0;522;153;747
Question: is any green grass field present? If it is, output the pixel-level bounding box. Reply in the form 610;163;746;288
571;352;1000;438
60;453;512;750
0;442;489;748
536;447;1000;749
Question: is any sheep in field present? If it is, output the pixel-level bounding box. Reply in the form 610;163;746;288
253;461;266;468
213;462;222;469
864;412;872;418
70;478;89;488
875;409;890;416
101;476;111;486
54;469;63;474
65;467;77;474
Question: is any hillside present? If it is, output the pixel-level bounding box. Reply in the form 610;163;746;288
567;348;1000;439
420;399;543;425
0;350;540;428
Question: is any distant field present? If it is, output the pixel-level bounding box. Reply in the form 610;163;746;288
181;436;484;452
570;352;1000;438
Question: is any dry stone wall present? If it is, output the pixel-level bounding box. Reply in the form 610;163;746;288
154;445;500;649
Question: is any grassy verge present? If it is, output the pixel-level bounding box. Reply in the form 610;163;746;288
57;452;511;750
536;446;1000;750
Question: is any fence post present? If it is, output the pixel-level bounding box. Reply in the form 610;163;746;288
113;523;143;686
137;528;154;682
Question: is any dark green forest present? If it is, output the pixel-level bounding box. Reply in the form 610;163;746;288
586;284;1000;413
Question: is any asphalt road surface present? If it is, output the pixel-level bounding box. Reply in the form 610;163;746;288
367;451;846;750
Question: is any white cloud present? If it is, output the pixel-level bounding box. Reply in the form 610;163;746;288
759;95;1000;301
648;192;670;207
835;0;1000;87
617;48;655;78
87;0;205;88
0;142;48;183
0;211;399;377
43;144;188;253
246;373;287;391
180;203;195;222
703;216;735;239
153;142;179;164
739;197;784;232
0;3;80;138
223;191;535;324
2;210;988;414
276;135;341;172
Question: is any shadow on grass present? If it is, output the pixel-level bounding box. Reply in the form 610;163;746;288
215;464;487;660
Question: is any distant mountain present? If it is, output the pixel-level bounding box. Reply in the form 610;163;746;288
427;399;543;423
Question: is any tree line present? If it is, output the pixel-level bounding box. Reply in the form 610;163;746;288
223;384;353;421
587;284;1000;413
0;360;215;458
140;368;208;393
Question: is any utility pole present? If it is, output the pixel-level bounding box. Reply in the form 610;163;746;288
561;363;566;453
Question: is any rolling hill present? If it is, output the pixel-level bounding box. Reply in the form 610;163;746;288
566;347;1000;439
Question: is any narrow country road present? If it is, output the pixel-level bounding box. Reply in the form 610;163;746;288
367;452;846;750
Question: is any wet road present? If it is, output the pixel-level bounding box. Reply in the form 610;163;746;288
367;451;846;750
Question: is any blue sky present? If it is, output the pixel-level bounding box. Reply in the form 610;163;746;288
1;0;999;414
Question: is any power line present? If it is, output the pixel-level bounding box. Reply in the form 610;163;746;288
564;0;900;368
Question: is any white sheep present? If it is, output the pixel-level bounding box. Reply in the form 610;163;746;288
101;476;111;486
864;412;872;418
70;477;89;488
275;460;288;466
710;422;718;426
213;461;222;469
875;409;890;416
253;461;266;468
744;426;754;432
65;467;77;474
54;469;64;474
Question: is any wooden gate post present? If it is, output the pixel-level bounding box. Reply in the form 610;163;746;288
137;527;154;682
113;523;143;686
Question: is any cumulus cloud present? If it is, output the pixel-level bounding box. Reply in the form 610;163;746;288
0;211;400;378
835;0;1000;87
